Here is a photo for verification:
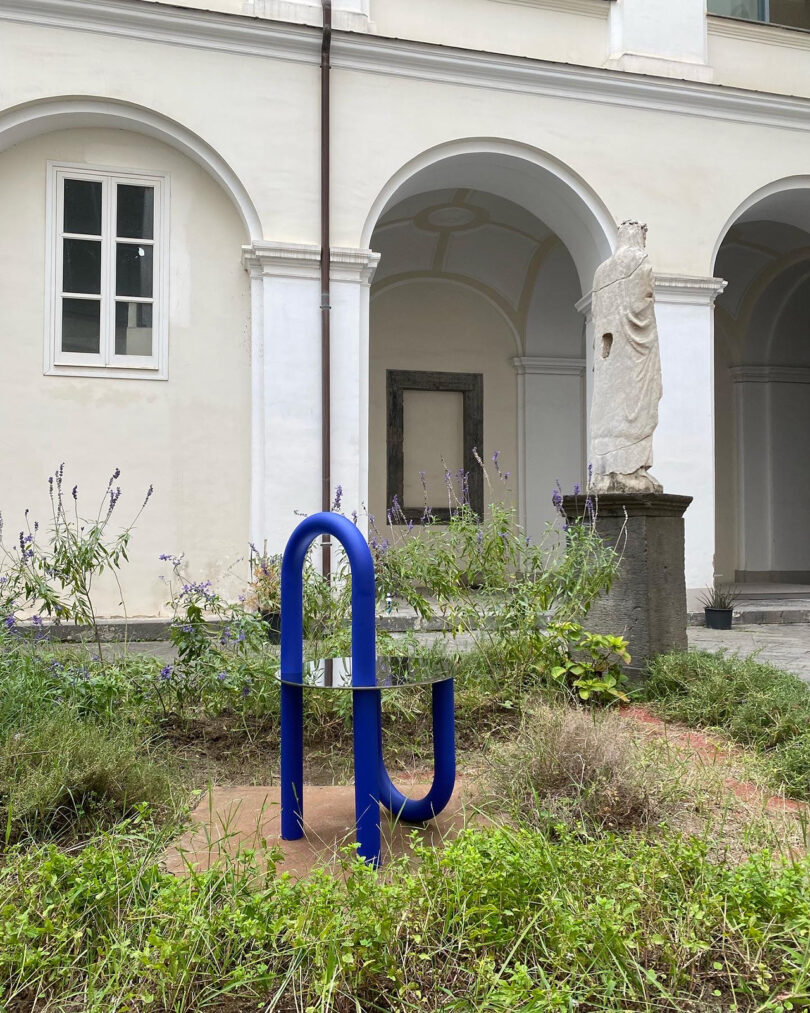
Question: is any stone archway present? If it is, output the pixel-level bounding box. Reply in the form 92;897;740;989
713;180;810;586
363;142;615;541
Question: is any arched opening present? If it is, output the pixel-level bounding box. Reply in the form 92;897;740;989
714;181;810;588
0;100;256;615
365;144;614;541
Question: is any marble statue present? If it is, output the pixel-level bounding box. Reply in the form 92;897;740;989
589;220;663;494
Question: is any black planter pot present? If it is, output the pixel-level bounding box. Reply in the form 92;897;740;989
260;609;281;644
704;607;733;630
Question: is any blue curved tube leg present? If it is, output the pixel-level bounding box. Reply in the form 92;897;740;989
353;688;382;865
280;682;304;839
377;679;456;823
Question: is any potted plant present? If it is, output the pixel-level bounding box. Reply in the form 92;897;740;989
248;546;282;644
698;585;739;630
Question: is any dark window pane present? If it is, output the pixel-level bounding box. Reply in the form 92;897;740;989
115;301;153;356
117;185;154;239
62;299;100;354
63;179;102;235
770;0;810;29
62;238;101;294
115;243;153;297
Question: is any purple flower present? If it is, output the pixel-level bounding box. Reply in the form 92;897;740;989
573;484;581;497
4;615;15;629
31;615;43;627
332;485;343;512
551;489;563;510
72;485;78;501
217;671;227;682
351;510;358;526
160;665;173;681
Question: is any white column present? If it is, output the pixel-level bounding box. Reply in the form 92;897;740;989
330;247;379;533
513;356;586;542
730;367;773;579
243;242;323;551
243;241;378;552
607;0;712;82
654;275;726;589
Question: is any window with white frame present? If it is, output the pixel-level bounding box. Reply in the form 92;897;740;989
46;163;168;378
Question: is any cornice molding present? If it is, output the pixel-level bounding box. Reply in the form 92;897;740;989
330;36;810;134
9;0;810;134
654;275;728;304
708;14;810;51
576;275;727;315
488;0;609;19
513;355;585;376
730;365;810;384
331;247;381;284
0;0;320;64
242;241;320;279
242;241;379;282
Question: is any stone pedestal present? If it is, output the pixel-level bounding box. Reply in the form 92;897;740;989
562;493;692;674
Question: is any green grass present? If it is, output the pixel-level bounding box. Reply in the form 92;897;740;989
6;639;810;1010
646;649;810;799
2;816;810;1012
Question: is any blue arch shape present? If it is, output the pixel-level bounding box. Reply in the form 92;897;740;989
279;512;456;865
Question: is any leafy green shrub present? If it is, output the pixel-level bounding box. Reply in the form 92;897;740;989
484;703;668;833
0;713;176;842
646;650;810;799
2;820;810;1011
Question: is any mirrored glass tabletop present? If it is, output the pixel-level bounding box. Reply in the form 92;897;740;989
276;656;455;690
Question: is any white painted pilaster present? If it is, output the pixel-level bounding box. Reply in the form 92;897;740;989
330;247;380;534
607;0;713;82
513;355;586;542
654;275;726;589
243;241;378;551
243;242;323;551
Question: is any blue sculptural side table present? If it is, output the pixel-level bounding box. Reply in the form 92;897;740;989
279;512;456;866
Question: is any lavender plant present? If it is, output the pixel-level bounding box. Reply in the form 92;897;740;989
0;465;153;662
160;555;269;715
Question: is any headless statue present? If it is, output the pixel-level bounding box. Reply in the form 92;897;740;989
589;220;663;494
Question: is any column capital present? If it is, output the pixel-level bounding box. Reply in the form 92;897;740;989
512;355;585;376
577;275;727;314
242;241;380;284
654;274;728;305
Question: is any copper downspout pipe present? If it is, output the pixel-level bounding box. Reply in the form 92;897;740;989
321;0;332;568
321;0;333;685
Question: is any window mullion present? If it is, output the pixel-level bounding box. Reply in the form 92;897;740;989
102;178;115;365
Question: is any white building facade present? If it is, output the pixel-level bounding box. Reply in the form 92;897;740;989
2;0;810;613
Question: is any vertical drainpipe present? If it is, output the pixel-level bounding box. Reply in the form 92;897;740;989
321;0;332;566
321;0;334;685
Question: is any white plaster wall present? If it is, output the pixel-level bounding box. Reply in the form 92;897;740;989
0;20;321;246
368;280;518;525
0;128;251;615
609;0;708;65
709;17;810;98
371;0;610;68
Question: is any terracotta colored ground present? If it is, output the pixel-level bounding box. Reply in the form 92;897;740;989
620;704;807;816
164;779;476;877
